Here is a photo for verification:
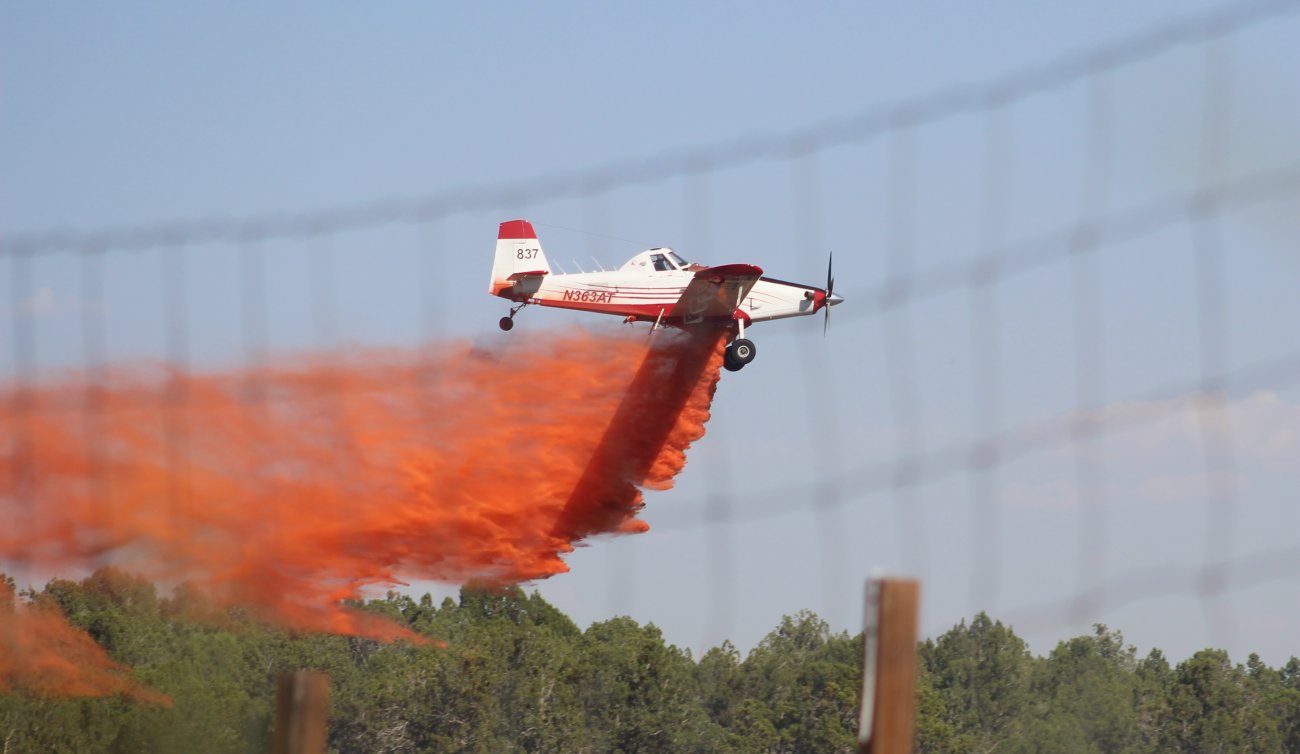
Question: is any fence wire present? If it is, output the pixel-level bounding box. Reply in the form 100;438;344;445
4;0;1300;660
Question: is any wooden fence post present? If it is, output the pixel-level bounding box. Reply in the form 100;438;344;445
857;577;920;754
273;670;330;754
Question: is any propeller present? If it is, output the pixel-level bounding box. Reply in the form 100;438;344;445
823;251;835;336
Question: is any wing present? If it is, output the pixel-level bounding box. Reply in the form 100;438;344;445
669;263;763;322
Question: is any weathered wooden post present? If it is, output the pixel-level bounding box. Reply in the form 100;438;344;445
273;671;329;754
857;577;921;754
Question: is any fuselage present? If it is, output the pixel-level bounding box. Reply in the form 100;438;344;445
492;247;838;327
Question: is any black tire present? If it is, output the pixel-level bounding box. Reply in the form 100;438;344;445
723;357;744;372
498;316;514;332
730;338;756;365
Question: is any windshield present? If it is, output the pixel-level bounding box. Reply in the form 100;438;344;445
666;250;689;268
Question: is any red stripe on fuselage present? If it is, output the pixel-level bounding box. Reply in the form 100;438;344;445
536;298;684;319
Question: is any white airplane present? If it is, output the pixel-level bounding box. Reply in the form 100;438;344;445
489;219;843;371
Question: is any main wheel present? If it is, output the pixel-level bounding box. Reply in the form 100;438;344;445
723;353;744;372
730;338;756;365
498;316;514;332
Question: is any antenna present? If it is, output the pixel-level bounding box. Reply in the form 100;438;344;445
572;259;586;273
554;260;568;274
591;256;606;272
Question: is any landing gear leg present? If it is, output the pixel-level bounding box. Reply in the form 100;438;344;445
499;302;528;331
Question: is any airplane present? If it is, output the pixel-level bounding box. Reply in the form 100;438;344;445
488;219;843;372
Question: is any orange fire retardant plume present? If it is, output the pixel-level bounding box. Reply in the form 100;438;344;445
0;580;170;704
0;325;727;697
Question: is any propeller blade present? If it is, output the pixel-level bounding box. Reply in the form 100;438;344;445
824;251;834;336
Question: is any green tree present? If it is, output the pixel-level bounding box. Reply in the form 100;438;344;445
577;616;723;753
1162;649;1281;753
736;610;860;754
1131;648;1175;753
696;640;743;732
914;664;971;753
1280;657;1300;753
1012;625;1138;754
921;612;1032;752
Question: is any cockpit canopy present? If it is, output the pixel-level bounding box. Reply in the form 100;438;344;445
620;247;691;272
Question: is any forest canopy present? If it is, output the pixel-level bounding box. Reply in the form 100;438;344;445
2;568;1299;753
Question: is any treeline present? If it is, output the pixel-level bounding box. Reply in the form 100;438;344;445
2;568;1299;753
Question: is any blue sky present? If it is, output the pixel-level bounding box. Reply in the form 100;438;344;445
4;2;1300;665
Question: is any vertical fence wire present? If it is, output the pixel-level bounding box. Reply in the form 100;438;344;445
791;153;850;615
882;127;930;580
78;244;112;572
161;242;193;567
1192;34;1239;649
685;168;742;648
1069;71;1112;625
968;102;1012;613
7;250;36;588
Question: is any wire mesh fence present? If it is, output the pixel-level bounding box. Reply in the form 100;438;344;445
4;0;1300;665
